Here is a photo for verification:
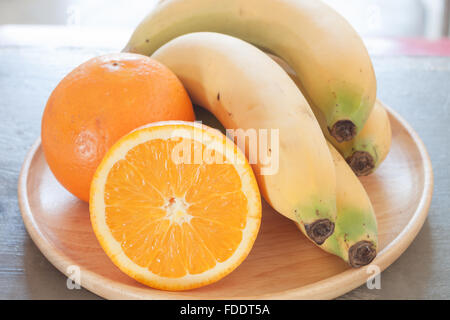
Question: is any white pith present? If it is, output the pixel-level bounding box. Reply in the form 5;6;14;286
162;196;192;225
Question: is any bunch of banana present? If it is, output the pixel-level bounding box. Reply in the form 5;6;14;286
124;0;377;144
198;98;379;267
152;32;337;246
271;55;392;176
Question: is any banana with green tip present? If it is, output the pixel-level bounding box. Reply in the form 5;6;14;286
297;142;378;267
151;32;337;245
124;0;377;143
271;54;391;176
339;100;391;176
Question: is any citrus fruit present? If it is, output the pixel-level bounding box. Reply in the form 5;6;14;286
90;121;261;291
41;53;194;202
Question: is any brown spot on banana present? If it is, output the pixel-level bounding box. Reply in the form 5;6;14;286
329;120;357;142
304;219;335;245
348;240;377;268
346;151;375;176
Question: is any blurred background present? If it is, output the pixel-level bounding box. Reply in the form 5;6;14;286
0;0;449;38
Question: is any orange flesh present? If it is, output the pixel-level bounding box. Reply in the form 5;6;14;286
104;138;248;278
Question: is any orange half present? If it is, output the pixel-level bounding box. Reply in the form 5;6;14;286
90;121;261;291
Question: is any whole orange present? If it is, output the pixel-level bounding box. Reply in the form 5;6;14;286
41;53;194;202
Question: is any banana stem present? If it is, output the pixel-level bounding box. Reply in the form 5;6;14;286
304;219;335;245
348;241;377;268
346;151;375;176
329;120;357;142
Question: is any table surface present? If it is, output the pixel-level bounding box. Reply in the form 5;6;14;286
0;26;449;300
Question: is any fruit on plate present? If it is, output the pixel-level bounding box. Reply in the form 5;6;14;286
297;142;378;267
41;53;194;202
151;32;337;245
90;121;261;290
124;0;377;143
271;55;392;176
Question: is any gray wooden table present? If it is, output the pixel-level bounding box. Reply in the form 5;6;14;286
1;29;449;299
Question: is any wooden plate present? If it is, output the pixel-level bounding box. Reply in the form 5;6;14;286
18;106;433;299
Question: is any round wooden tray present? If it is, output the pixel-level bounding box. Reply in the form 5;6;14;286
18;106;433;299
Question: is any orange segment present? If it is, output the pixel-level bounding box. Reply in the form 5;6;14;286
90;122;261;291
104;159;165;207
185;163;243;203
182;223;217;275
188;192;249;229
190;218;243;263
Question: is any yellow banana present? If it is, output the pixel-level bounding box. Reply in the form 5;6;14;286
124;0;377;143
271;54;391;176
152;32;337;245
297;142;378;267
